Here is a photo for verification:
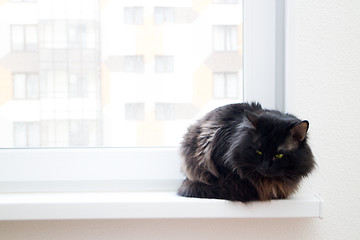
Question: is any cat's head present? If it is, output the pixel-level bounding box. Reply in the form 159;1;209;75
227;110;315;181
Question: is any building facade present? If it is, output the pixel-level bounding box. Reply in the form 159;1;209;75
0;0;242;147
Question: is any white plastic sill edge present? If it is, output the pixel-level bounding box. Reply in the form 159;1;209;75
0;192;323;221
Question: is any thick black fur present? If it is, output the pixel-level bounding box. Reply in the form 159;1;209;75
177;102;315;202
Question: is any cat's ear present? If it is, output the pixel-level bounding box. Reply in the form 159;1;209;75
245;110;259;128
290;120;309;141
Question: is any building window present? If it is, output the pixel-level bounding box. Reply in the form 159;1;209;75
124;55;144;73
69;120;97;146
154;7;174;24
68;24;87;48
13;122;40;147
11;25;37;51
40;120;67;147
155;103;176;121
13;73;39;99
155;56;174;73
124;7;143;25
125;103;145;121
213;72;239;99
69;74;88;98
69;121;89;146
213;25;238;52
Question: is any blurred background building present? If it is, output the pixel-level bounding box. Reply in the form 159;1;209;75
0;0;243;147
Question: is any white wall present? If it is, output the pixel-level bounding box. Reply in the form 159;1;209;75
1;0;360;239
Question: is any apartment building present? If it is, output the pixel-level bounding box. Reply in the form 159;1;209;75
0;0;243;147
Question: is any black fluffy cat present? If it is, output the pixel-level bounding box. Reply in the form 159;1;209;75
178;102;315;202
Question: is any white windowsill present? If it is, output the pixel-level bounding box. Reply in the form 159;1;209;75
0;192;323;220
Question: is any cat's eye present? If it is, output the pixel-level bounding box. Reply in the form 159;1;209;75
275;153;284;159
256;150;263;156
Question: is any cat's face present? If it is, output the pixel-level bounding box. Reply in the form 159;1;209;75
230;111;315;181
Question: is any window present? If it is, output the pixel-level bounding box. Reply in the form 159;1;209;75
155;56;174;73
68;24;87;48
69;120;98;146
124;55;145;73
124;7;143;25
0;0;285;192
213;25;238;52
69;74;88;98
155;103;176;121
125;103;145;121
154;7;174;24
213;72;239;99
13;122;40;147
11;25;37;51
13;73;39;99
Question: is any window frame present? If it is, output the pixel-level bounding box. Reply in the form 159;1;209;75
212;25;238;52
154;7;175;25
0;0;286;193
213;72;239;99
123;7;144;25
10;24;38;52
13;73;40;100
155;55;175;73
13;122;41;147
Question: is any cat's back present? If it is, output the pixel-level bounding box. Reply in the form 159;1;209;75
180;102;263;183
182;102;259;143
182;102;262;144
200;102;262;123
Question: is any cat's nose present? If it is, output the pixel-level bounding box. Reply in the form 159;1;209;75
257;161;271;174
256;165;269;174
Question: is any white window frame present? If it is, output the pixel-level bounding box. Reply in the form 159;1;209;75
213;72;239;99
155;55;174;73
10;25;38;51
13;73;40;99
213;25;238;52
154;7;174;25
0;0;287;193
13;122;41;147
243;0;285;110
123;7;144;25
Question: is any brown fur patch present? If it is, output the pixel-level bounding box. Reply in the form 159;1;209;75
194;121;221;177
252;178;299;201
181;121;221;184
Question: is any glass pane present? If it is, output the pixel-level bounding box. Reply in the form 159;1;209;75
124;56;144;73
69;74;87;97
13;123;27;147
11;26;24;51
69;120;89;146
13;74;26;99
156;103;176;121
53;21;67;48
124;7;143;25
27;74;39;99
25;25;37;50
125;103;145;121
226;26;238;51
213;73;225;99
155;56;174;73
154;7;174;24
0;0;243;147
27;122;40;146
226;73;239;98
213;26;225;51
